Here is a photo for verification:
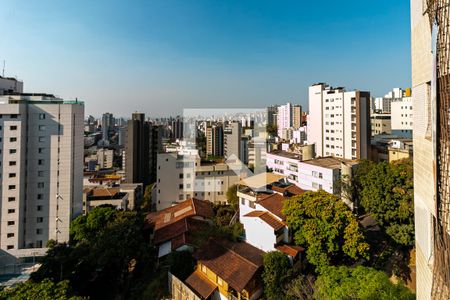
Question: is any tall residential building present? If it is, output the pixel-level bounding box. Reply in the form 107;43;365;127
171;116;183;140
205;124;224;157
224;122;242;161
277;102;293;138
0;93;84;254
125;113;150;185
307;83;370;160
411;0;449;298
101;112;114;142
293;105;302;129
266;105;278;127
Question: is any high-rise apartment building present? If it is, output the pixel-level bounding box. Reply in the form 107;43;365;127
277;102;293;138
206;124;224;157
0;93;84;254
266;105;278;127
101;112;114;143
293;105;302;129
224;122;242;162
307;83;370;160
125;113;161;186
411;0;450;298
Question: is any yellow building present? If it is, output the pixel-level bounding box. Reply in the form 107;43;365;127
185;239;264;300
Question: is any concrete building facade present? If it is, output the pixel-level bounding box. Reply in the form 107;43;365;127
307;83;370;160
0;94;84;254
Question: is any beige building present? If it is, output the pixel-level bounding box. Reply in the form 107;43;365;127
156;153;239;210
370;113;391;136
97;148;114;169
0;94;84;255
411;0;448;298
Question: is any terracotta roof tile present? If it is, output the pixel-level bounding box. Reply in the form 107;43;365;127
244;211;285;231
193;239;264;292
153;217;210;245
276;244;305;257
145;198;214;230
185;270;217;299
256;193;286;220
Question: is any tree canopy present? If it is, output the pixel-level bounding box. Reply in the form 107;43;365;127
358;159;414;246
32;206;154;299
262;251;292;300
283;190;370;272
0;279;84;300
314;266;415;300
226;184;239;210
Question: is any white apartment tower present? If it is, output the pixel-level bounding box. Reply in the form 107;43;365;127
277;103;293;138
0;93;84;255
307;83;370;160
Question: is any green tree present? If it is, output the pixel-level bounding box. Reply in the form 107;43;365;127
226;184;239;210
141;183;154;211
358;159;414;246
284;274;315;300
283;190;370;272
262;251;292;300
0;279;84;300
314;266;415;300
70;205;116;243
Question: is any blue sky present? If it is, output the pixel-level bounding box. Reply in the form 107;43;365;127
0;0;411;117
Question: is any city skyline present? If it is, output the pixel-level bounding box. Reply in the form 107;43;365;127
1;0;411;117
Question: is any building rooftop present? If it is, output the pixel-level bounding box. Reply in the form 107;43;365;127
192;239;264;292
239;172;285;190
153;217;209;246
268;150;302;160
243;210;285;230
145;198;214;231
185;270;217;299
301;156;357;169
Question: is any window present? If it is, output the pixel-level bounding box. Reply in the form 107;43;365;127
179;173;183;179
8;197;15;202
8;185;15;190
9;161;16;166
37;194;43;200
38;159;44;165
10;126;17;130
38;137;45;142
178;194;184;200
217;277;223;286
241;198;245;205
38;148;44;154
36;229;43;235
7;209;15;214
39;113;46;120
8;173;16;178
38;171;44;177
9;137;17;142
179;184;183;189
10;114;18;119
201;264;207;274
37;182;44;188
6;245;13;250
9;149;16;154
38;125;46;131
37;217;44;223
249;201;256;209
7;233;14;238
37;205;43;211
36;240;43;248
7;221;14;226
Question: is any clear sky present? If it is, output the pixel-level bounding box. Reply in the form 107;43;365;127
0;0;411;117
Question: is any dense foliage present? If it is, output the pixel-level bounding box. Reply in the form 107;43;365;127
226;184;239;210
31;205;154;299
283;190;370;272
358;159;414;246
314;266;415;300
0;279;83;300
262;251;292;300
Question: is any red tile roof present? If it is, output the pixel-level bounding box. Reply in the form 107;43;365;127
193;239;264;292
243;210;286;231
185;270;218;299
153;217;209;246
276;244;305;257
145;198;214;230
256;193;287;220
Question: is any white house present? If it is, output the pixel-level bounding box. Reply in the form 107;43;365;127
238;173;304;261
